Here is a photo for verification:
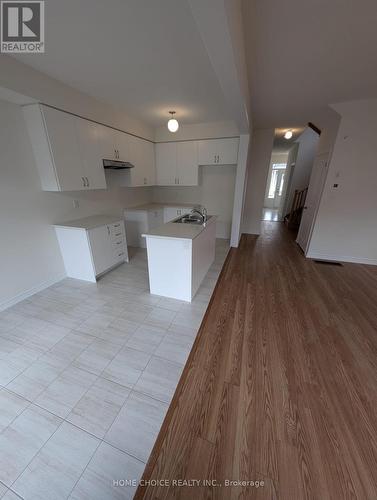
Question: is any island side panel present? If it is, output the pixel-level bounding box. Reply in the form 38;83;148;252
191;220;216;299
55;227;96;282
145;237;193;301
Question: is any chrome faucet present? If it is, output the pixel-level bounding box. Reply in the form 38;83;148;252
191;207;208;223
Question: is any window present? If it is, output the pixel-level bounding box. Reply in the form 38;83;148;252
268;163;286;198
268;170;278;198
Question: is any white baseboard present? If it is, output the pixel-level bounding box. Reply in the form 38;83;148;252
307;252;377;266
0;273;66;312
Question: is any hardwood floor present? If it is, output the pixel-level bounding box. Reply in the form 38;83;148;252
135;222;377;499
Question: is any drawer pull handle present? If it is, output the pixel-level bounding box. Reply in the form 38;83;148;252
115;232;121;236
118;252;124;257
114;224;120;227
116;241;122;245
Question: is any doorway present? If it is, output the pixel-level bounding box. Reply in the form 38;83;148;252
266;163;286;209
262;152;290;221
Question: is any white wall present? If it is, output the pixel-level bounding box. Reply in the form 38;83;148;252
284;128;319;216
242;128;275;234
230;133;250;247
0;99;152;310
153;165;237;239
307;99;377;265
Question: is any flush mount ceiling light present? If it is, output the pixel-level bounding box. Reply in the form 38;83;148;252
167;111;179;133
284;130;293;140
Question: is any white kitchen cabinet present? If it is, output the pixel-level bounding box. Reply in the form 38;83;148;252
24;104;85;191
125;207;164;248
198;138;239;165
155;142;198;186
128;137;156;186
155;142;177;185
106;136;156;187
177;142;198;185
23;104;107;191
98;125;131;162
76;118;107;189
54;216;128;282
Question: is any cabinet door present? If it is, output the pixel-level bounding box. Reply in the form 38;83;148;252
98;125;117;160
177;142;198;185
216;138;239;164
198;138;239;165
127;136;144;186
197;140;218;166
114;131;131;161
155;143;177;185
143;141;156;185
147;209;164;229
88;225;115;276
76;118;107;190
42;106;86;190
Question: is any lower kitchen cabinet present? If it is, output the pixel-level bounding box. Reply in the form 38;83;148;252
54;217;128;282
124;208;164;248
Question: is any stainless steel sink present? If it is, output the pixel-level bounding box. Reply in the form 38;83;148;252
173;215;211;225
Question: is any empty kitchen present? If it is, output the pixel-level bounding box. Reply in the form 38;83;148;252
0;1;377;499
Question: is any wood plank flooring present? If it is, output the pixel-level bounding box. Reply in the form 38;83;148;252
135;222;377;499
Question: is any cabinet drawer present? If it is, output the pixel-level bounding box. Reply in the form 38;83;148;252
113;238;126;249
109;221;125;239
114;248;127;262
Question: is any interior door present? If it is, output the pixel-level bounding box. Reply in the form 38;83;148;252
296;153;330;253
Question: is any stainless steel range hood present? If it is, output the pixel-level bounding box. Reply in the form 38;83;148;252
103;159;135;170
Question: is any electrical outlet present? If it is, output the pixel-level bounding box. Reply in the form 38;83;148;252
73;199;79;208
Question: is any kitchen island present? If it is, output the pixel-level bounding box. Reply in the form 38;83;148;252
142;214;217;302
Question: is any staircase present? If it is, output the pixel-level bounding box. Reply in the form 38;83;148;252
284;187;308;229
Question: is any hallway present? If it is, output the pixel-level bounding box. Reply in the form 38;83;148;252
137;222;377;499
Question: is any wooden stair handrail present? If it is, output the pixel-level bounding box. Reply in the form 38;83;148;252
285;187;308;227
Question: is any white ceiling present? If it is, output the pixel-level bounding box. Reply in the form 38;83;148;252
243;0;377;128
13;0;233;127
273;127;305;153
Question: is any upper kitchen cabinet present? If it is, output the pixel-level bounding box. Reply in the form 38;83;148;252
198;138;239;165
177;141;199;185
76;118;107;189
155;141;198;186
23;104;106;191
106;135;156;187
97;125;131;162
128;136;156;186
155;142;177;185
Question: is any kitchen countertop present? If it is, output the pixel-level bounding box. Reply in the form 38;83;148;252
142;215;217;241
54;214;123;230
125;202;199;211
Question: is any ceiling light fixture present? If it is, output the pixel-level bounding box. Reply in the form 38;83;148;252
284;130;293;140
167;111;179;133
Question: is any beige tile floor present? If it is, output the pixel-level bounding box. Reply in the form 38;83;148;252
0;240;229;500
